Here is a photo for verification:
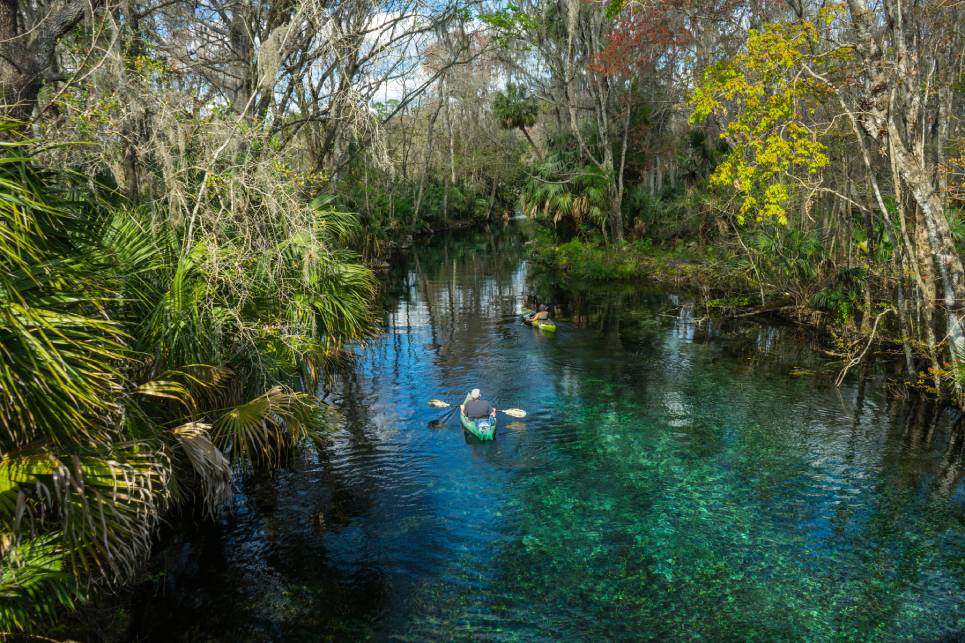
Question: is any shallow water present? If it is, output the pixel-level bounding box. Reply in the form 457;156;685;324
135;225;965;641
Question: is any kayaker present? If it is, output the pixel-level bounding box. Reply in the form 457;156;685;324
461;389;496;419
528;304;550;323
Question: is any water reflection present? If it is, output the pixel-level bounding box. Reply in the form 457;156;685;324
132;224;965;641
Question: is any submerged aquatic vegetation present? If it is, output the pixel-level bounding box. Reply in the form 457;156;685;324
131;230;965;641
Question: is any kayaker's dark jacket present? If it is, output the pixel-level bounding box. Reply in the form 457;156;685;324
464;399;494;419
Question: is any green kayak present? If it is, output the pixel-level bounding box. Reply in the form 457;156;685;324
460;412;496;440
521;309;557;333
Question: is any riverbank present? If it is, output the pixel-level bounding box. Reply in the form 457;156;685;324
0;143;378;637
529;237;819;321
528;236;952;399
530;237;748;290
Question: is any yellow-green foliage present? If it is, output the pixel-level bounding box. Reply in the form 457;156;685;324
690;10;840;224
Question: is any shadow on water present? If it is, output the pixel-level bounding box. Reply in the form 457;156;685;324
130;223;965;642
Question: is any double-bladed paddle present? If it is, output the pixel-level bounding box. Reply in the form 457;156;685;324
427;399;527;418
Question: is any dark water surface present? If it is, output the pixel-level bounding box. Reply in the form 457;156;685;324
137;226;965;641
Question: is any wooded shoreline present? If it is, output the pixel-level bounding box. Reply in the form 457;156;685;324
0;0;961;634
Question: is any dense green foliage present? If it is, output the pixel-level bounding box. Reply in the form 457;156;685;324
0;131;375;632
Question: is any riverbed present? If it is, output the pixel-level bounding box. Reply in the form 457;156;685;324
133;225;965;641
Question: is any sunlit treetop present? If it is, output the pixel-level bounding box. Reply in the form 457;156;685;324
478;4;539;49
689;7;843;224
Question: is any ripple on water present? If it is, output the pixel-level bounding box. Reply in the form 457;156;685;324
133;230;965;642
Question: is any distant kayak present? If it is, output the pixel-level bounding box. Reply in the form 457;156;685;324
460;412;496;440
521;309;557;333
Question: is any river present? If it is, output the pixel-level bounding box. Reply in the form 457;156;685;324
133;224;965;641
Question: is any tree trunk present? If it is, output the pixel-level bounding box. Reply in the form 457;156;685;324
485;178;497;220
442;172;450;224
0;0;101;124
228;7;253;116
889;125;965;369
843;0;965;396
0;0;36;122
519;125;541;160
443;75;455;185
608;182;623;243
603;146;623;243
412;101;443;229
914;201;942;385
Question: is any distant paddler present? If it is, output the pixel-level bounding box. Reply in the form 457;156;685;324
523;304;557;333
526;304;551;324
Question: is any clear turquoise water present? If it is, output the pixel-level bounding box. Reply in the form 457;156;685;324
135;226;965;641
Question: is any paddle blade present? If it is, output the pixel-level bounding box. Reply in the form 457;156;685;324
502;408;527;418
428;399;451;408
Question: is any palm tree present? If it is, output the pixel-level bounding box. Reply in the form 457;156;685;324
520;158;609;241
0;129;170;629
493;82;542;159
0;126;377;633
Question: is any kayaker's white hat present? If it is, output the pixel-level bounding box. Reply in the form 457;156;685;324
470;388;481;399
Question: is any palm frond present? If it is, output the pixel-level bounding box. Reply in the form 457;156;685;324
0;125;374;632
0;444;170;583
172;422;231;517
212;386;329;466
135;243;221;367
0;533;78;632
0;146;127;448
